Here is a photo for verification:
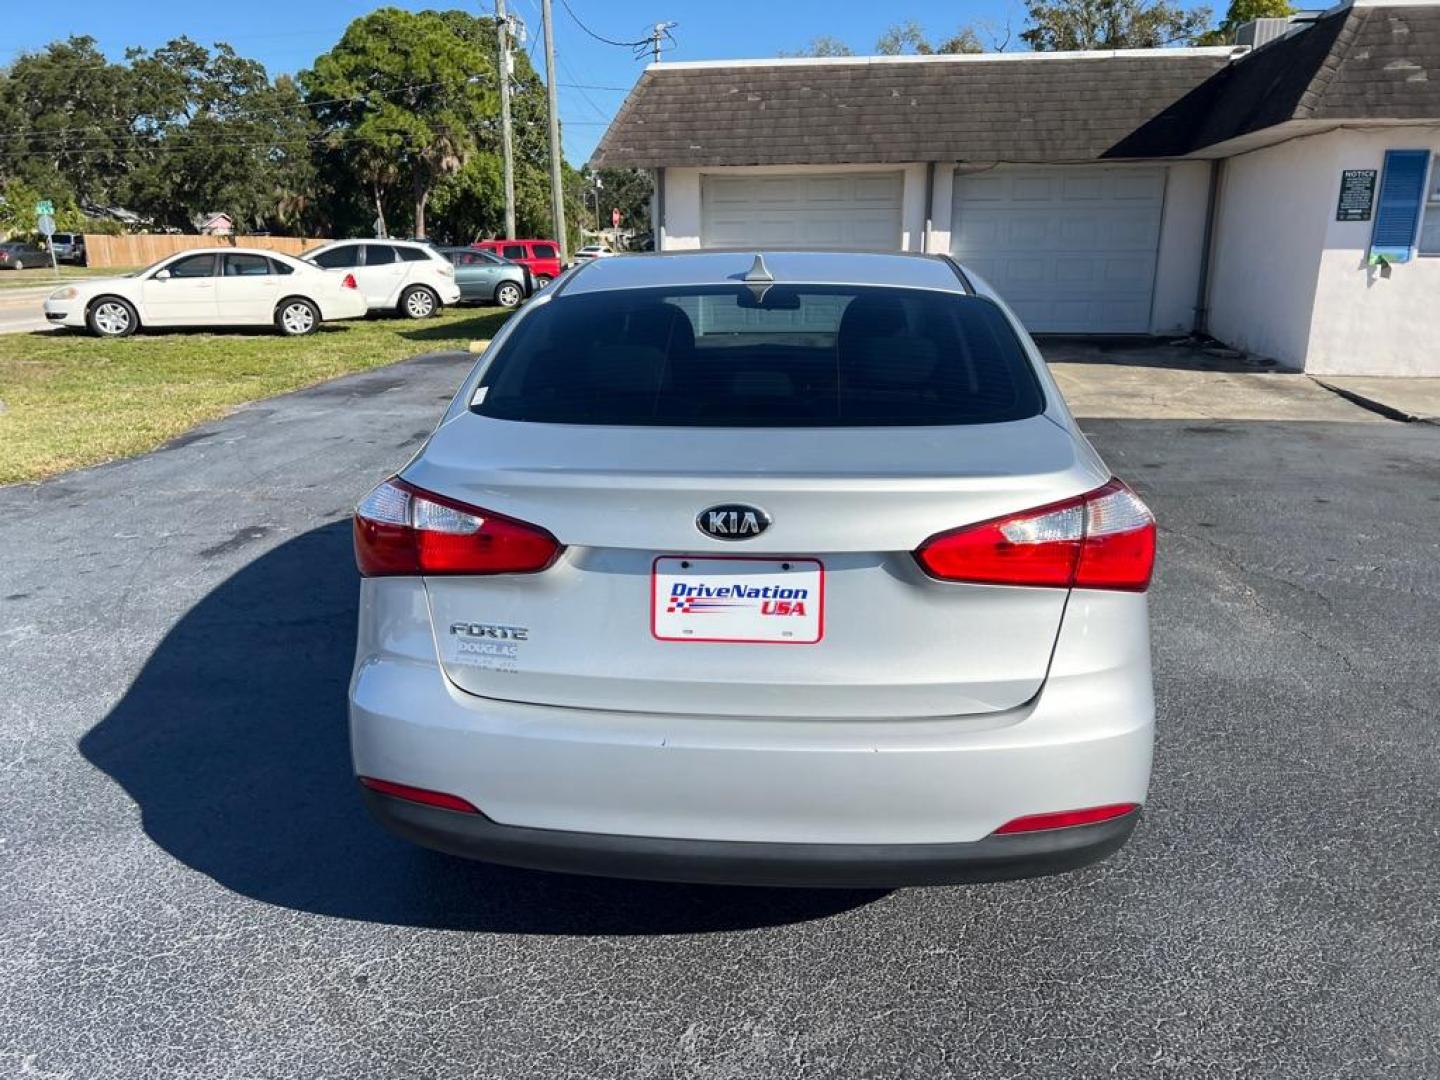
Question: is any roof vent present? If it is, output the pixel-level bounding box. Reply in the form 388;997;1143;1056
1234;16;1300;48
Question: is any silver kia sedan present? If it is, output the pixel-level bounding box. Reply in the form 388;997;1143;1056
349;250;1156;887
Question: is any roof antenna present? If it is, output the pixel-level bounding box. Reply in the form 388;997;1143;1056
743;252;773;303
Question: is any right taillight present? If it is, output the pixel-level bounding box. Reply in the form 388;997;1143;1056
915;478;1155;592
353;478;561;577
359;776;480;814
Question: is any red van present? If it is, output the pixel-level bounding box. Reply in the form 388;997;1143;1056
471;239;563;286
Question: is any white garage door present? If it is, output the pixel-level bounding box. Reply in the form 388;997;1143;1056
951;168;1165;333
701;172;903;250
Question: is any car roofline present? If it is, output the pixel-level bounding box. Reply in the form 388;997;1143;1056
305;238;431;246
553;248;974;296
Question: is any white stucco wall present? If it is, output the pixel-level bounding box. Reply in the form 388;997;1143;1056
1206;139;1329;367
897;164;928;251
927;165;955;254
661;167;702;249
1209;126;1440;375
1151;160;1210;334
1306;128;1440;377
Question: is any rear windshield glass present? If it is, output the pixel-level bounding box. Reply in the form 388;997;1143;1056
472;285;1044;427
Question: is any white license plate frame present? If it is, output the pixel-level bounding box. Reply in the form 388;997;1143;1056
651;556;825;645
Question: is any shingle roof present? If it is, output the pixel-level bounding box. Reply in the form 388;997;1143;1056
590;5;1440;169
1114;3;1440;155
589;52;1235;168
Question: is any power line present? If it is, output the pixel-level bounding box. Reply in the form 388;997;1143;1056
556;0;649;48
554;51;611;121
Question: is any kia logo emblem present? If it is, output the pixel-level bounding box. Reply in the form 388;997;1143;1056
697;503;771;540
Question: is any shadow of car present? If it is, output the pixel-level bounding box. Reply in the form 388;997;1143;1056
79;521;884;935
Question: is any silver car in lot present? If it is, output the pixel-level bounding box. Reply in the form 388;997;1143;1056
350;250;1157;887
437;247;533;308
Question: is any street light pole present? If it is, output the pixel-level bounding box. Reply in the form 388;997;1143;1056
540;0;567;262
496;0;517;240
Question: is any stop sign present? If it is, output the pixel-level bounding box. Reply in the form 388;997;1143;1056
611;207;621;228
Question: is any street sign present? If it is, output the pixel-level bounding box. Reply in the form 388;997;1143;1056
611;207;621;228
36;209;60;275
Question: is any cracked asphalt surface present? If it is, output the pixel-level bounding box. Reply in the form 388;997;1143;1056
2;351;1437;1078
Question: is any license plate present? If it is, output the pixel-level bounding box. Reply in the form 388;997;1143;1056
652;556;824;644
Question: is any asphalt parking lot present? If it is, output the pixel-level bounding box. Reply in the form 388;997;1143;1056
2;349;1437;1079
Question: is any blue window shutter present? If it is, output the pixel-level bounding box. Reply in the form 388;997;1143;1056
1370;149;1430;264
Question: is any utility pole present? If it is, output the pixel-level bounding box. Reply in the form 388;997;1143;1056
540;0;567;262
495;0;517;240
645;22;677;65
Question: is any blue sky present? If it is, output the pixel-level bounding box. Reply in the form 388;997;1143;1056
5;1;1213;164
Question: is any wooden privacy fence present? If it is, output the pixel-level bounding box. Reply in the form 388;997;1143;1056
83;234;330;269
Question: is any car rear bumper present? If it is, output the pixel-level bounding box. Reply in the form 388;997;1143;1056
350;580;1154;884
438;281;462;305
361;784;1140;887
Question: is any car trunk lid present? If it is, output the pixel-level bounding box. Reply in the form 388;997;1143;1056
405;414;1104;718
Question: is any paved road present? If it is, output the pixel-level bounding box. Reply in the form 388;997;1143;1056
2;353;1437;1079
0;285;60;335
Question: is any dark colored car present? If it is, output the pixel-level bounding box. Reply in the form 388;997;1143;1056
470;239;562;286
0;241;49;270
439;247;532;308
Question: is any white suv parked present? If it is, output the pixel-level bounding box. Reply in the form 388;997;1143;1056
302;240;461;318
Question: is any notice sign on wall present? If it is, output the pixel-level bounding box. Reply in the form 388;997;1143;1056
1337;169;1377;221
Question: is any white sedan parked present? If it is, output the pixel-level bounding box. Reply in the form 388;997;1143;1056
571;244;615;263
42;248;369;338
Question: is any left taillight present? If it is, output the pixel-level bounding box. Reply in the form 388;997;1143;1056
340;272;358;289
914;478;1156;592
353;478;561;577
993;803;1139;835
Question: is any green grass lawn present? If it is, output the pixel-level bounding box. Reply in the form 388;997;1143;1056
0;266;140;290
0;307;511;484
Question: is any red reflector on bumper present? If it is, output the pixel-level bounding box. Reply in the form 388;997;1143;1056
359;776;480;814
993;803;1139;835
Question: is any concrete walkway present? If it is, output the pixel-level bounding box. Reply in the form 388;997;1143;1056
1311;376;1440;424
1041;337;1382;422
